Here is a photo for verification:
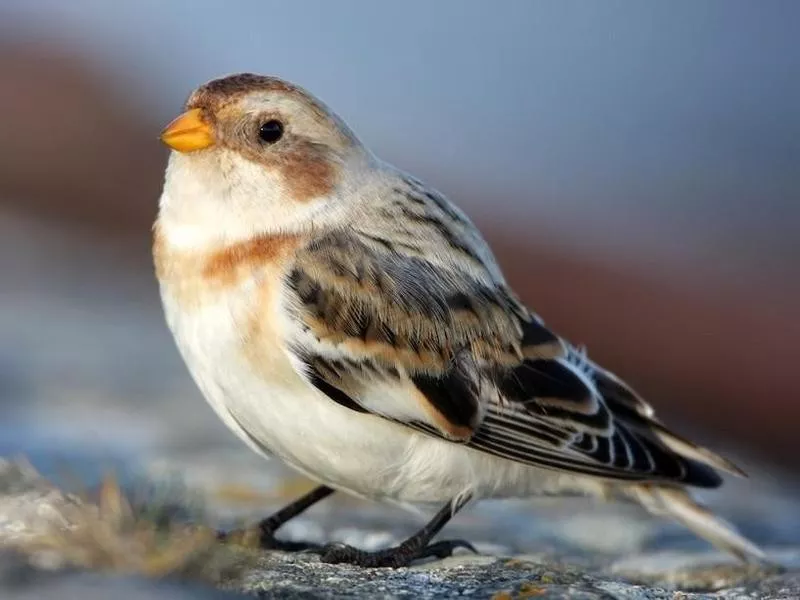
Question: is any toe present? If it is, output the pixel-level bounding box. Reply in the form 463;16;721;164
319;543;365;565
420;539;479;559
317;538;479;568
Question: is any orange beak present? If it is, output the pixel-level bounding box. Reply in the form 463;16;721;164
159;108;215;152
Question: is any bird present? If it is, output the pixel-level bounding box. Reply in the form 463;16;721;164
154;72;765;568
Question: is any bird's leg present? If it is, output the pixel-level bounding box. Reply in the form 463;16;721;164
219;484;335;551
318;494;476;568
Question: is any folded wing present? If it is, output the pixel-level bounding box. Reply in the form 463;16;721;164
285;229;742;488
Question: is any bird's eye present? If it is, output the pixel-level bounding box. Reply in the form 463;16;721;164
258;120;284;144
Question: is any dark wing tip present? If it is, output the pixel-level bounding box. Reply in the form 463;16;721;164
590;358;748;484
681;458;725;489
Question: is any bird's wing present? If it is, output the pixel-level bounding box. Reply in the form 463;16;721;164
285;228;742;487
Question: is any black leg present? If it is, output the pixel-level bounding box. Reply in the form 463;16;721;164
318;494;477;568
219;484;335;551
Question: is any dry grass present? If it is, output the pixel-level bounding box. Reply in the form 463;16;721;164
6;459;368;587
210;474;366;509
12;470;259;586
211;476;320;507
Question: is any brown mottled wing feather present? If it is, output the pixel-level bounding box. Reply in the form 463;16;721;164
286;229;734;487
287;228;563;438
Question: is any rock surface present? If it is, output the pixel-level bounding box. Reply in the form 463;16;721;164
1;457;799;599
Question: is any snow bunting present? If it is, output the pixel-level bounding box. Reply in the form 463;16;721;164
154;73;765;567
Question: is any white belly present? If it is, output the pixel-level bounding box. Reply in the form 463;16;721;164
159;284;596;505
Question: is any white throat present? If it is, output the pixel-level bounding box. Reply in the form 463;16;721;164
157;150;333;251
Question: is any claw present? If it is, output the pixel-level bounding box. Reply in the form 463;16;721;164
418;539;478;559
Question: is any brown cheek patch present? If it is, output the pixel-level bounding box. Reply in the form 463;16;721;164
234;140;339;204
277;146;338;202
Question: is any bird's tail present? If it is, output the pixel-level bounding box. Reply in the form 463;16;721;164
623;484;767;563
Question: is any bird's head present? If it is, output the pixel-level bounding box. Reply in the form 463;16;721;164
158;73;368;247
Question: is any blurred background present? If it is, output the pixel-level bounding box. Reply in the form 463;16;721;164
0;0;798;548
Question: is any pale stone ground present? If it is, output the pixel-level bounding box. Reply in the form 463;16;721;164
1;458;799;599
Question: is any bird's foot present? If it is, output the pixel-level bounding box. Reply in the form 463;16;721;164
217;527;322;552
318;538;477;568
